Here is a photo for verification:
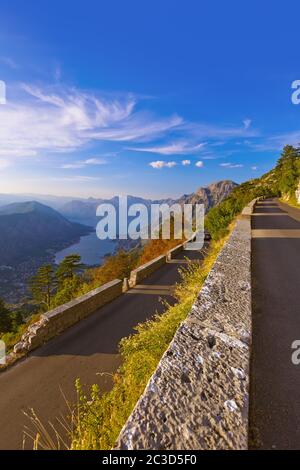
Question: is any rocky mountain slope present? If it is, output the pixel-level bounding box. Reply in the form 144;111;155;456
177;180;238;212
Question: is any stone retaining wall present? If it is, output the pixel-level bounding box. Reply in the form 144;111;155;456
11;242;188;357
14;279;123;354
129;255;167;287
166;243;184;261
296;180;300;204
115;214;253;450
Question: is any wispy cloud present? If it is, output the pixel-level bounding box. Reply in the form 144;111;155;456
0;56;18;69
84;157;107;165
128;141;205;155
0;83;183;159
149;161;177;169
195;161;204;168
268;130;300;150
50;175;102;182
61;163;84;169
54;64;62;82
61;157;108;169
183;121;259;139
243;118;252;130
220;162;243;168
182;159;191;166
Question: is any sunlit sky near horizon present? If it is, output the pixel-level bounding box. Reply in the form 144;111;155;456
0;0;300;199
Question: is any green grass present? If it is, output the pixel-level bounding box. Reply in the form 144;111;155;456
67;234;230;450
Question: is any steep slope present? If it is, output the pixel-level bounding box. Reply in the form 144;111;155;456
205;145;300;239
177;180;238;212
0;202;91;266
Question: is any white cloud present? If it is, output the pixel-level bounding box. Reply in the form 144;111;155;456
243;119;252;130
84;158;107;165
182;159;191;166
61;163;84;169
149;160;177;169
61;157;108;169
0;84;183;159
128;141;205;155
195;161;204;168
251;166;258;170
220;162;243;168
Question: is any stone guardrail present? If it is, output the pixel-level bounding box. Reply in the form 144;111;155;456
11;242;187;356
11;239;192;358
128;233;199;286
241;197;260;218
115;206;255;450
166;243;185;261
129;254;167;287
13;279;123;354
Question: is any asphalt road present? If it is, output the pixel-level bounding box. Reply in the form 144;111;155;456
0;247;205;450
250;198;300;449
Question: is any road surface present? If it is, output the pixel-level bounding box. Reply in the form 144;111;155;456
0;248;205;450
250;198;300;449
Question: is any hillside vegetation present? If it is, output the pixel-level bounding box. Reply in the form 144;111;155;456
205;145;300;239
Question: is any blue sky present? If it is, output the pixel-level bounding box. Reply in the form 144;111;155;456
0;0;299;199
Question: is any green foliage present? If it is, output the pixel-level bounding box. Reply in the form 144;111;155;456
275;145;300;197
56;254;85;286
78;250;140;295
0;298;12;334
0;301;27;351
1;312;40;353
204;145;300;240
52;277;82;307
30;264;56;310
205;180;263;239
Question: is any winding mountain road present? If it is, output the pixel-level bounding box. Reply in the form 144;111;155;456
0;248;204;450
250;198;300;449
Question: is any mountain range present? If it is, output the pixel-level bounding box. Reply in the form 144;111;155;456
58;180;238;226
0;180;237;268
0;180;238;303
0;201;91;266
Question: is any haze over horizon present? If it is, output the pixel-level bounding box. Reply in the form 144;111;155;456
0;1;299;199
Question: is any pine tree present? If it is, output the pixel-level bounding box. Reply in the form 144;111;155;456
0;298;12;334
56;254;85;286
276;145;300;196
30;264;55;310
